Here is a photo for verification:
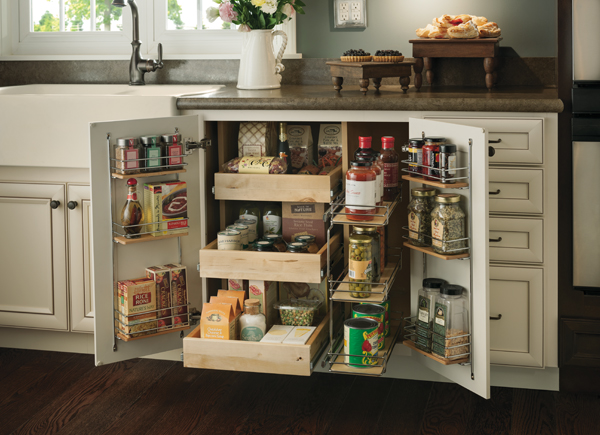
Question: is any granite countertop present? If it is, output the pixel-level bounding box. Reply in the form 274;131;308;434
177;85;563;113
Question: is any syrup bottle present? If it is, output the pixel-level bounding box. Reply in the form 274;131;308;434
121;178;144;238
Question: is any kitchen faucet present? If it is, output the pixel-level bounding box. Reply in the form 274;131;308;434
112;0;163;85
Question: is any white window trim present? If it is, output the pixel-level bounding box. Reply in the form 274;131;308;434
0;0;300;60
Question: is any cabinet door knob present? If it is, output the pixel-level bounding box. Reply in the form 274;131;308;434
489;237;503;243
490;314;503;320
489;189;501;195
67;201;78;210
488;145;496;157
50;200;60;209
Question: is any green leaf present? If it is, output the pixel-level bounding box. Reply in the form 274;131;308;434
259;13;266;29
295;0;306;7
295;6;305;15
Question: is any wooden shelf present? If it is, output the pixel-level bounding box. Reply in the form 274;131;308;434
331;261;400;303
402;175;468;189
332;201;397;227
403;242;469;260
402;339;469;365
117;324;190;342
111;169;186;179
113;232;188;245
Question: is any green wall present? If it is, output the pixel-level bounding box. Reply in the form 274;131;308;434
296;0;557;58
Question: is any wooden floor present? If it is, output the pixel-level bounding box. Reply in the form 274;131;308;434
1;348;599;435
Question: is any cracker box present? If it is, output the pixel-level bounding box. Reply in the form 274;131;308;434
279;278;328;316
164;263;188;326
217;289;246;310
248;280;278;328
115;278;157;338
287;124;314;172
210;296;242;339
227;278;248;294
282;202;327;247
143;181;188;236
317;124;343;168
201;303;236;340
146;265;172;330
238;121;277;157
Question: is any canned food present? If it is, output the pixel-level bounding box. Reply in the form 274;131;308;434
352;304;385;350
344;318;379;368
227;224;249;249
368;300;390;337
217;230;241;250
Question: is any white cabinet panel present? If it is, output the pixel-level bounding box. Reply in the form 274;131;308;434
489;217;544;263
489;168;544;214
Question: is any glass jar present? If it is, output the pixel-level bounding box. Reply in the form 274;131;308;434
380;136;399;201
432;284;470;359
254;240;275;252
356;156;383;206
238;205;261;243
407;188;438;247
415;278;446;353
345;161;377;221
287;241;308;253
240;299;266;342
402;138;425;174
114;137;142;175
161;133;183;170
139;135;163;173
264;234;287;252
262;202;282;237
349;235;373;298
431;194;467;255
439;144;457;184
423;137;445;181
295;235;319;254
351;226;381;283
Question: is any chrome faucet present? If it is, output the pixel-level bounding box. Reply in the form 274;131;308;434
112;0;163;85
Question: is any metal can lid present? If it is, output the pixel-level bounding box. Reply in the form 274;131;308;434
227;225;248;232
423;278;447;289
439;144;457;153
349;234;373;244
441;284;465;296
435;193;461;204
116;137;139;147
353;304;385;316
218;230;240;237
411;188;437;197
424;136;446;144
344;317;379;330
139;135;160;145
235;219;256;225
352;226;377;234
161;133;179;143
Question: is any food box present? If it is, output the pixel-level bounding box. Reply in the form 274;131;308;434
238;122;277;157
282;202;327;247
146;265;172;330
115;278;157;338
210;296;243;339
317;124;343;168
143;181;188;236
248;280;278;328
274;299;321;326
283;326;317;345
227;278;248;293
260;325;294;343
164;264;188;326
217;289;246;310
287;124;314;172
279;279;328;316
200;303;237;340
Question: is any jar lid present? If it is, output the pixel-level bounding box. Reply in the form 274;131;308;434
353;225;377;234
245;299;260;307
255;240;274;251
116;137;138;147
358;136;372;148
424;136;446;143
218;230;240;236
264;234;282;242
127;178;138;186
441;284;465;295
408;138;426;145
139;135;160;145
439;144;457;153
423;278;447;289
161;133;179;143
287;242;307;252
382;136;395;149
295;235;316;244
436;193;461;203
228;224;248;231
411;188;437;197
349;234;372;244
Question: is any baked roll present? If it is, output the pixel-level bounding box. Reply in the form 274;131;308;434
416;24;438;38
449;14;473;25
432;14;455;28
469;15;488;26
447;20;479;39
428;26;450;39
478;22;502;38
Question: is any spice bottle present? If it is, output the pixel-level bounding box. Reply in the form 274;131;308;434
407;188;438;247
139;135;162;173
432;284;470;359
240;299;266;342
431;194;467;255
439;144;457;184
423;137;445;181
415;278;446;353
351;226;381;283
121;178;144;238
114;137;142;175
345;161;377;221
161;133;183;170
349;235;373;298
402;138;425;174
379;136;399;201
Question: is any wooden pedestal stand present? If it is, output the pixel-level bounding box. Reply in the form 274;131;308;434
409;37;502;90
326;60;418;94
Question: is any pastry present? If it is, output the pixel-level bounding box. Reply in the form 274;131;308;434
373;49;404;62
416;24;438;38
428;26;450;39
432;14;455;28
447;20;479;39
469;15;488;26
478;22;502;38
341;48;372;62
448;14;473;25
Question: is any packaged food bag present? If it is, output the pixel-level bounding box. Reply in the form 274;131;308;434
287;125;314;172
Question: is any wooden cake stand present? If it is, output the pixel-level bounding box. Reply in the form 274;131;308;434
409;37;502;90
326;60;418;95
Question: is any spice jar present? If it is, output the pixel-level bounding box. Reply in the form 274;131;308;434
351;226;381;283
407;188;438;247
161;133;183;170
345;161;377;221
240;299;266;342
379;136;399;201
295;235;319;254
431;194;467;255
415;278;446;353
264;234;287;252
114;137;142;175
254;240;275;252
349;235;373;298
402;138;425;175
227;224;249;249
439;144;457;184
432;284;470;359
287;241;308;253
139;135;163;173
423;137;445;181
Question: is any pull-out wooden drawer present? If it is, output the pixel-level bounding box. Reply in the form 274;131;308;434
489;168;544;214
489;217;544;263
490;266;544;367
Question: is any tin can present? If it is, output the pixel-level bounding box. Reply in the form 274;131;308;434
218;230;241;250
227;224;249;249
352;304;385;350
343;318;379;368
364;300;390;337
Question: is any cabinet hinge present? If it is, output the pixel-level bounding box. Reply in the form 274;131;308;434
185;138;211;154
211;186;215;195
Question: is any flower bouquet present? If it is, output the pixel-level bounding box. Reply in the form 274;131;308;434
207;0;305;31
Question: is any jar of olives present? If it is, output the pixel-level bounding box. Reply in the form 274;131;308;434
351;226;381;283
431;194;468;255
407;188;438;247
349;235;373;298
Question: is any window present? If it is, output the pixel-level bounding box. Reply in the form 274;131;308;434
1;0;298;59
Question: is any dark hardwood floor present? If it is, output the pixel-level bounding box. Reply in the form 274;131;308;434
1;348;599;435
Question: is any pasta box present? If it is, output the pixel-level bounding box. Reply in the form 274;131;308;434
164;263;188;326
143;181;188;236
146;265;172;330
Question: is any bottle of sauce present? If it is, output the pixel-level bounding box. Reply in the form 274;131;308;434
240;299;266;342
277;122;292;174
121;178;144;238
356;156;382;206
379;136;399;201
345;160;377;221
354;136;378;160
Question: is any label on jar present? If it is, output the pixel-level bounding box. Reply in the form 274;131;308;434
147;148;161;168
240;214;258;242
238;156;275;174
418;297;431;324
346;179;376;210
263;215;281;235
349;259;372;280
409;212;420;239
377;171;383;204
241;325;265;341
384;162;398;188
432;218;444;248
168;144;183;166
125;149;139;169
432;304;448;356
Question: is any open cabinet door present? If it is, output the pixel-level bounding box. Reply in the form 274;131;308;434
407;118;490;398
90;115;204;366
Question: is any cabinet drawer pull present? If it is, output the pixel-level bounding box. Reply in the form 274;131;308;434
67;201;78;210
489;138;502;144
488;146;496;157
489;189;501;195
489;237;503;243
50;200;60;209
490;314;503;320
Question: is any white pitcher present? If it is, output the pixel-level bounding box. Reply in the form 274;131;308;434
237;29;288;90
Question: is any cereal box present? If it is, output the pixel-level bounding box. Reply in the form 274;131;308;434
248;280;278;328
201;303;236;340
164;264;188;326
143;181;188;236
146;265;172;330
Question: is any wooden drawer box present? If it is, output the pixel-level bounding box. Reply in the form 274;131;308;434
490;266;543;367
183;313;329;376
489;217;544;263
214;166;343;203
199;232;341;283
489;168;544;214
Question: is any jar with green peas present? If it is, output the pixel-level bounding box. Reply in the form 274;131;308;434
348;235;374;298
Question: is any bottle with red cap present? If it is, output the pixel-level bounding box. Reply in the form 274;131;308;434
354;136;378;161
121;178;144;238
379;136;399;201
355;136;383;206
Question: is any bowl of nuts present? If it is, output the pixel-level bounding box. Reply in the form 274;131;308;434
274;299;321;326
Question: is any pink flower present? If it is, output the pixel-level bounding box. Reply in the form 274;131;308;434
219;1;238;23
283;4;294;19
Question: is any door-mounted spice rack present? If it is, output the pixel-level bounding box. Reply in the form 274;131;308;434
400;156;470;189
402;317;471;365
330;191;402;226
115;302;191;342
402;227;470;260
112;220;190;244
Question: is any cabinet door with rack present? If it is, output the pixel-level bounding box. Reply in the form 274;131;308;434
90;115;205;366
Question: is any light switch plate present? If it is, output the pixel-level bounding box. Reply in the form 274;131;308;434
334;0;367;29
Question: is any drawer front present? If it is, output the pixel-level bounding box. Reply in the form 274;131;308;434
489;217;544;263
489;168;544;214
490;266;543;367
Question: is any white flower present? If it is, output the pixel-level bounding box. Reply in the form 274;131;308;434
206;7;220;23
261;0;278;14
282;4;294;20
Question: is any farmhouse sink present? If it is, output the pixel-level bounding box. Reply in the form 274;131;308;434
0;84;223;168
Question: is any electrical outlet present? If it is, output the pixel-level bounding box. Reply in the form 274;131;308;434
340;11;349;21
340;2;349;11
334;0;367;29
351;9;361;21
351;2;360;10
